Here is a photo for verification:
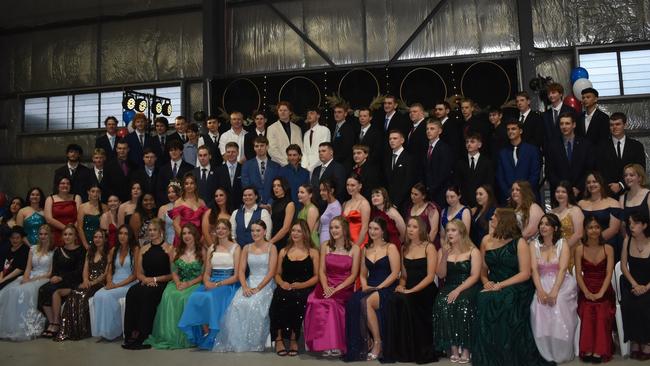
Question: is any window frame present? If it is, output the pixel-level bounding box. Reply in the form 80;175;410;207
576;41;650;101
19;81;186;135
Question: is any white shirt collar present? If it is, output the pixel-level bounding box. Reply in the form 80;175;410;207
107;132;115;139
360;124;371;133
386;111;396;119
520;108;531;118
429;138;440;147
321;158;334;168
67;162;79;170
227;161;238;168
199;164;211;171
94;166;104;174
243;204;259;213
613;135;626;144
440;117;448;125
208;131;219;138
171;158;183;166
586;105;598;118
468;152;480;161
552;103;562;112
413;119;424;129
392;146;404;155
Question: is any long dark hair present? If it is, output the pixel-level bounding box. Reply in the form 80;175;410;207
134;193;157;221
555;180;577;206
87;229;109;262
367;216;389;248
539;213;562;244
209;188;232;225
175;223;203;265
112;225;137;274
582;215;605;245
25;187;46;210
476;184;496;214
285;219;314;251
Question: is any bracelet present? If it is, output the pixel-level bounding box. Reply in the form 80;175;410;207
216;281;221;287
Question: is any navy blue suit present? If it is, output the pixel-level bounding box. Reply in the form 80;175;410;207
543;104;576;146
126;131;152;168
496;143;541;203
241;158;281;205
193;166;219;204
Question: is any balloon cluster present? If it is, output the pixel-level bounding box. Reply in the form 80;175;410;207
564;67;593;113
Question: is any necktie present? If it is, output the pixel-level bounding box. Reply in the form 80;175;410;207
229;164;235;186
566;140;573;161
201;168;207;182
172;162;178;177
553;109;559;125
110;136;115;150
139;134;144;147
470;156;476;170
359;129;365;141
260;161;266;180
391;153;398;170
519;114;525;124
319;165;325;180
427;144;433;160
384;117;390;131
160;136;165;148
617;140;622;159
408;125;414;140
334;124;341;138
181;134;186;143
69;167;76;176
120;160;128;176
309;130;314;146
513;146;519;166
98;170;103;183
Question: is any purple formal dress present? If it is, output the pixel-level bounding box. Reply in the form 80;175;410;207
530;239;578;363
303;252;354;353
319;200;342;245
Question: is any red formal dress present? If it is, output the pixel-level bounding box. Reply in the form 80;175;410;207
343;210;368;248
167;204;208;247
577;249;615;361
50;199;78;247
370;208;401;250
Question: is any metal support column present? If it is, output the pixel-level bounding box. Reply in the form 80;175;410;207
516;0;538;108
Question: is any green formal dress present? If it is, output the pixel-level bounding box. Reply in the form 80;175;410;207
297;203;319;247
432;258;480;352
472;239;553;366
144;259;203;349
83;214;101;246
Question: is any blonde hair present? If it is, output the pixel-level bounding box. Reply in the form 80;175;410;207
36;224;52;254
624;163;647;187
446;219;474;253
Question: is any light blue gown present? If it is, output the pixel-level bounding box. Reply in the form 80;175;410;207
91;251;136;340
212;245;275;352
23;212;46;246
0;246;52;340
178;244;240;349
164;203;176;245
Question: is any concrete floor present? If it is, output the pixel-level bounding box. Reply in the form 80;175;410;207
0;338;643;366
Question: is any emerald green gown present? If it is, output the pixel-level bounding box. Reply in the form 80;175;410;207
144;259;203;349
432;257;480;352
472;239;554;366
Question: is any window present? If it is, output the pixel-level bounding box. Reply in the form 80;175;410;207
22;84;183;132
578;47;650;98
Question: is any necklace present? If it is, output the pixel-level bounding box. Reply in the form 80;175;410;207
634;241;647;255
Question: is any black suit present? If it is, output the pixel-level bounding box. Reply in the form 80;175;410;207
358;125;384;166
440;117;465;160
150;134;170;167
330;121;357;171
216;162;243;209
168;131;186;144
350;162;382;201
193;166;219;204
597;137;646;197
489;122;508;162
543;104;576;146
52;164;92;201
311;160;348;205
126;131;153;168
156;160;193;204
406;120;429;183
95;135;117;161
87;167;112;203
545;136;594;199
520;111;545;149
130;167;159;200
375;111;410;139
424;140;454;208
384;150;414;210
577;108;610;146
104;159;138;202
453;154;495;208
201;133;224;167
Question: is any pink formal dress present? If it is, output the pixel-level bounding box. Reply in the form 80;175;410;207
303;253;354;353
530;239;578;363
167;204;208;247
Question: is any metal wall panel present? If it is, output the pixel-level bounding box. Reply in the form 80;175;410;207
534;52;573;98
601;99;650;130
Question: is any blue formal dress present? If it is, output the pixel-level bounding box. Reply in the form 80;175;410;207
23;212;46;246
212;245;275;352
164;203;176;245
178;244;240;349
344;255;397;361
91;251;136;340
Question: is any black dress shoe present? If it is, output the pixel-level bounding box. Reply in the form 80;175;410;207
591;355;602;364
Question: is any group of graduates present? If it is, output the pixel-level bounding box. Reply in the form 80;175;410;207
0;82;649;365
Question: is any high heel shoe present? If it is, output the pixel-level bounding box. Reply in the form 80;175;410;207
367;340;381;361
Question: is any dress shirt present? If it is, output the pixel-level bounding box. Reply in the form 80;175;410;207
230;204;272;240
219;128;247;161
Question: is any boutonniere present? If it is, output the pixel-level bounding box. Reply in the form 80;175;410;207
397;164;403;168
209;171;214;176
336;131;342;138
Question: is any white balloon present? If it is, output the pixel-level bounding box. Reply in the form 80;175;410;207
573;78;593;98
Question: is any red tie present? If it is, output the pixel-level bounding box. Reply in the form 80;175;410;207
120;160;129;176
427;144;433;160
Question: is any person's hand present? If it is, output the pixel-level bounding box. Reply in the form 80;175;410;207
441;243;452;256
205;281;217;290
50;276;62;284
280;281;292;291
176;282;186;291
104;282;115;290
395;285;406;293
79;280;91;289
363;286;377;293
572;187;581;198
483;281;495;290
447;289;461;303
546;291;558;306
323;285;335;298
632;284;646;296
609;183;622;194
536;289;548;304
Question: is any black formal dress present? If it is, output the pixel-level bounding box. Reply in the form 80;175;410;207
38;246;86;310
123;243;171;346
620;237;650;343
270;196;292;251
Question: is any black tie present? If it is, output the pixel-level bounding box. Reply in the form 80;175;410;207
201;168;207;182
617;141;622;159
160;136;165;148
213;135;218;144
470;156;476;170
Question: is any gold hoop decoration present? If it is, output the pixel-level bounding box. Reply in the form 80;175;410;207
460;61;512;106
337;68;380;108
221;78;261;116
399;67;448;108
278;76;322;113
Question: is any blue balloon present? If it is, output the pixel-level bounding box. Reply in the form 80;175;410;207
123;110;136;123
570;67;589;84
